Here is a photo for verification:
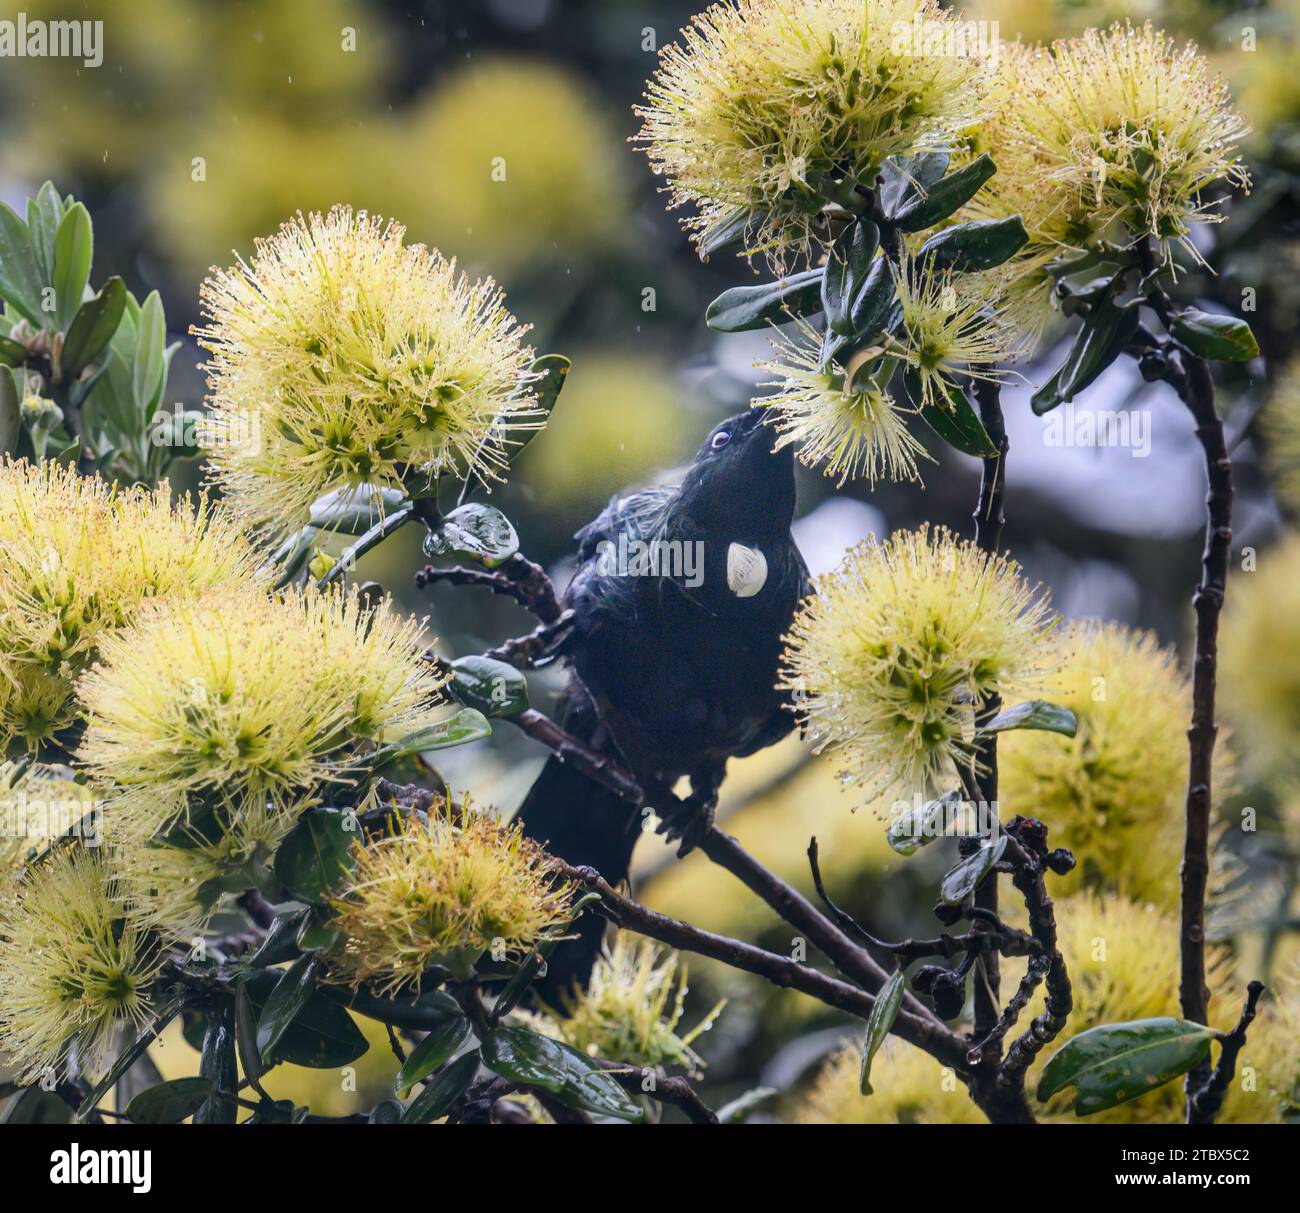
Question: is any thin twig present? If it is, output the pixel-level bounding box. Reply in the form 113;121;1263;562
1187;981;1266;1125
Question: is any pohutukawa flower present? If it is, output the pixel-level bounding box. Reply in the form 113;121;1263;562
0;458;257;750
891;254;1026;402
538;936;724;1076
327;801;575;993
757;324;930;487
636;0;986;268
75;583;447;922
972;23;1250;263
780;526;1058;798
0;762;100;871
998;621;1215;908
195;205;542;535
0;845;161;1083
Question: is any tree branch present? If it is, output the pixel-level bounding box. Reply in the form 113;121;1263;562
1187;981;1266;1126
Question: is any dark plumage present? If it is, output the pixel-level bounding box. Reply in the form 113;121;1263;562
516;409;810;994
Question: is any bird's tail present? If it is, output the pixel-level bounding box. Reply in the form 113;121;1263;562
514;689;642;1000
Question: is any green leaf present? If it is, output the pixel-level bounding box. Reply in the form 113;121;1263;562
902;368;997;458
423;502;519;568
256;953;320;1060
0;334;26;366
705;269;823;332
249;907;310;968
860;969;906;1095
396;1015;472;1096
308;484;409;535
0;367;18;456
235;978;267;1091
369;1098;404;1123
1037;1018;1217;1116
449;655;529;718
401;1049;481;1124
77;997;185;1121
847;255;895;339
894;154;998;233
822;218;879;336
886;789;963;857
698;208;752;261
3;1085;72;1124
193;1002;238;1125
527;352;570;418
26;181;67;284
939;835;1008;906
60;275;126;381
132;290;166;418
51;202;93;331
979;700;1078;738
0;200;45;325
324;984;463;1032
1170;309;1259;362
242;970;369;1070
878;152;950;220
917;215;1028;274
385;708;492;759
1032;285;1139;415
481;1026;645;1122
296;915;343;953
273;807;358;904
124;1077;213;1124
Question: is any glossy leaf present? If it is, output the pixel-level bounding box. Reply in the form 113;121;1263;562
3;1085;72;1124
193;1002;238;1125
715;1086;777;1124
0;367;18;457
388;708;492;758
481;1026;645;1122
847;255;895;338
77;997;185;1121
0;201;44;325
242;970;369;1070
1170;308;1259;362
902;368;997;458
423;502;519;568
369;1099;404;1124
1038;1018;1217;1116
401;1049;481;1124
1032;286;1139;415
26;181;66;284
449;655;529;718
705;268;823;332
698;208;752;261
917;216;1028;274
878;152;950;219
326;984;463;1032
52;202;93;331
308;484;409;535
822;218;879;336
860;969;907;1095
887;789;963;857
979;700;1078;738
249;907;310;968
894;154;997;233
132;291;166;417
61;276;126;381
273;807;358;903
396;1015;473;1096
124;1077;213;1125
256;953;321;1060
938;835;1008;905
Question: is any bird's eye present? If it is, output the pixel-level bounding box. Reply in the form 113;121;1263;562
710;430;731;450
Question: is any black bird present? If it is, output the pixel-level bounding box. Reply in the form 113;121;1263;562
516;408;810;995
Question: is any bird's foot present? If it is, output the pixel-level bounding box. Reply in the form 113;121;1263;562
653;786;718;859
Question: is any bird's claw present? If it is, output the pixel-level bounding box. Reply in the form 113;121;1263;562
653;789;717;858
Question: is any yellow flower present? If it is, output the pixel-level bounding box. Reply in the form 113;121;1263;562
757;323;929;486
972;23;1249;262
327;800;574;993
1220;535;1300;778
0;844;162;1083
0;458;257;749
794;1037;984;1123
999;621;1196;908
195;205;541;535
781;526;1057;800
891;253;1028;400
539;936;724;1076
636;0;985;268
75;583;446;930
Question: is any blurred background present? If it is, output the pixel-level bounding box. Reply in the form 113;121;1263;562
3;0;1298;1120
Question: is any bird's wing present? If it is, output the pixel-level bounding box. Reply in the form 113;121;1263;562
574;484;676;561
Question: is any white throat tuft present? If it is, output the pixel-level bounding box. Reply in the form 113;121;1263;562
727;543;768;599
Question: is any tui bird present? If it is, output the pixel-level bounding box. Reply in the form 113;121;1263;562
516;408;810;995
